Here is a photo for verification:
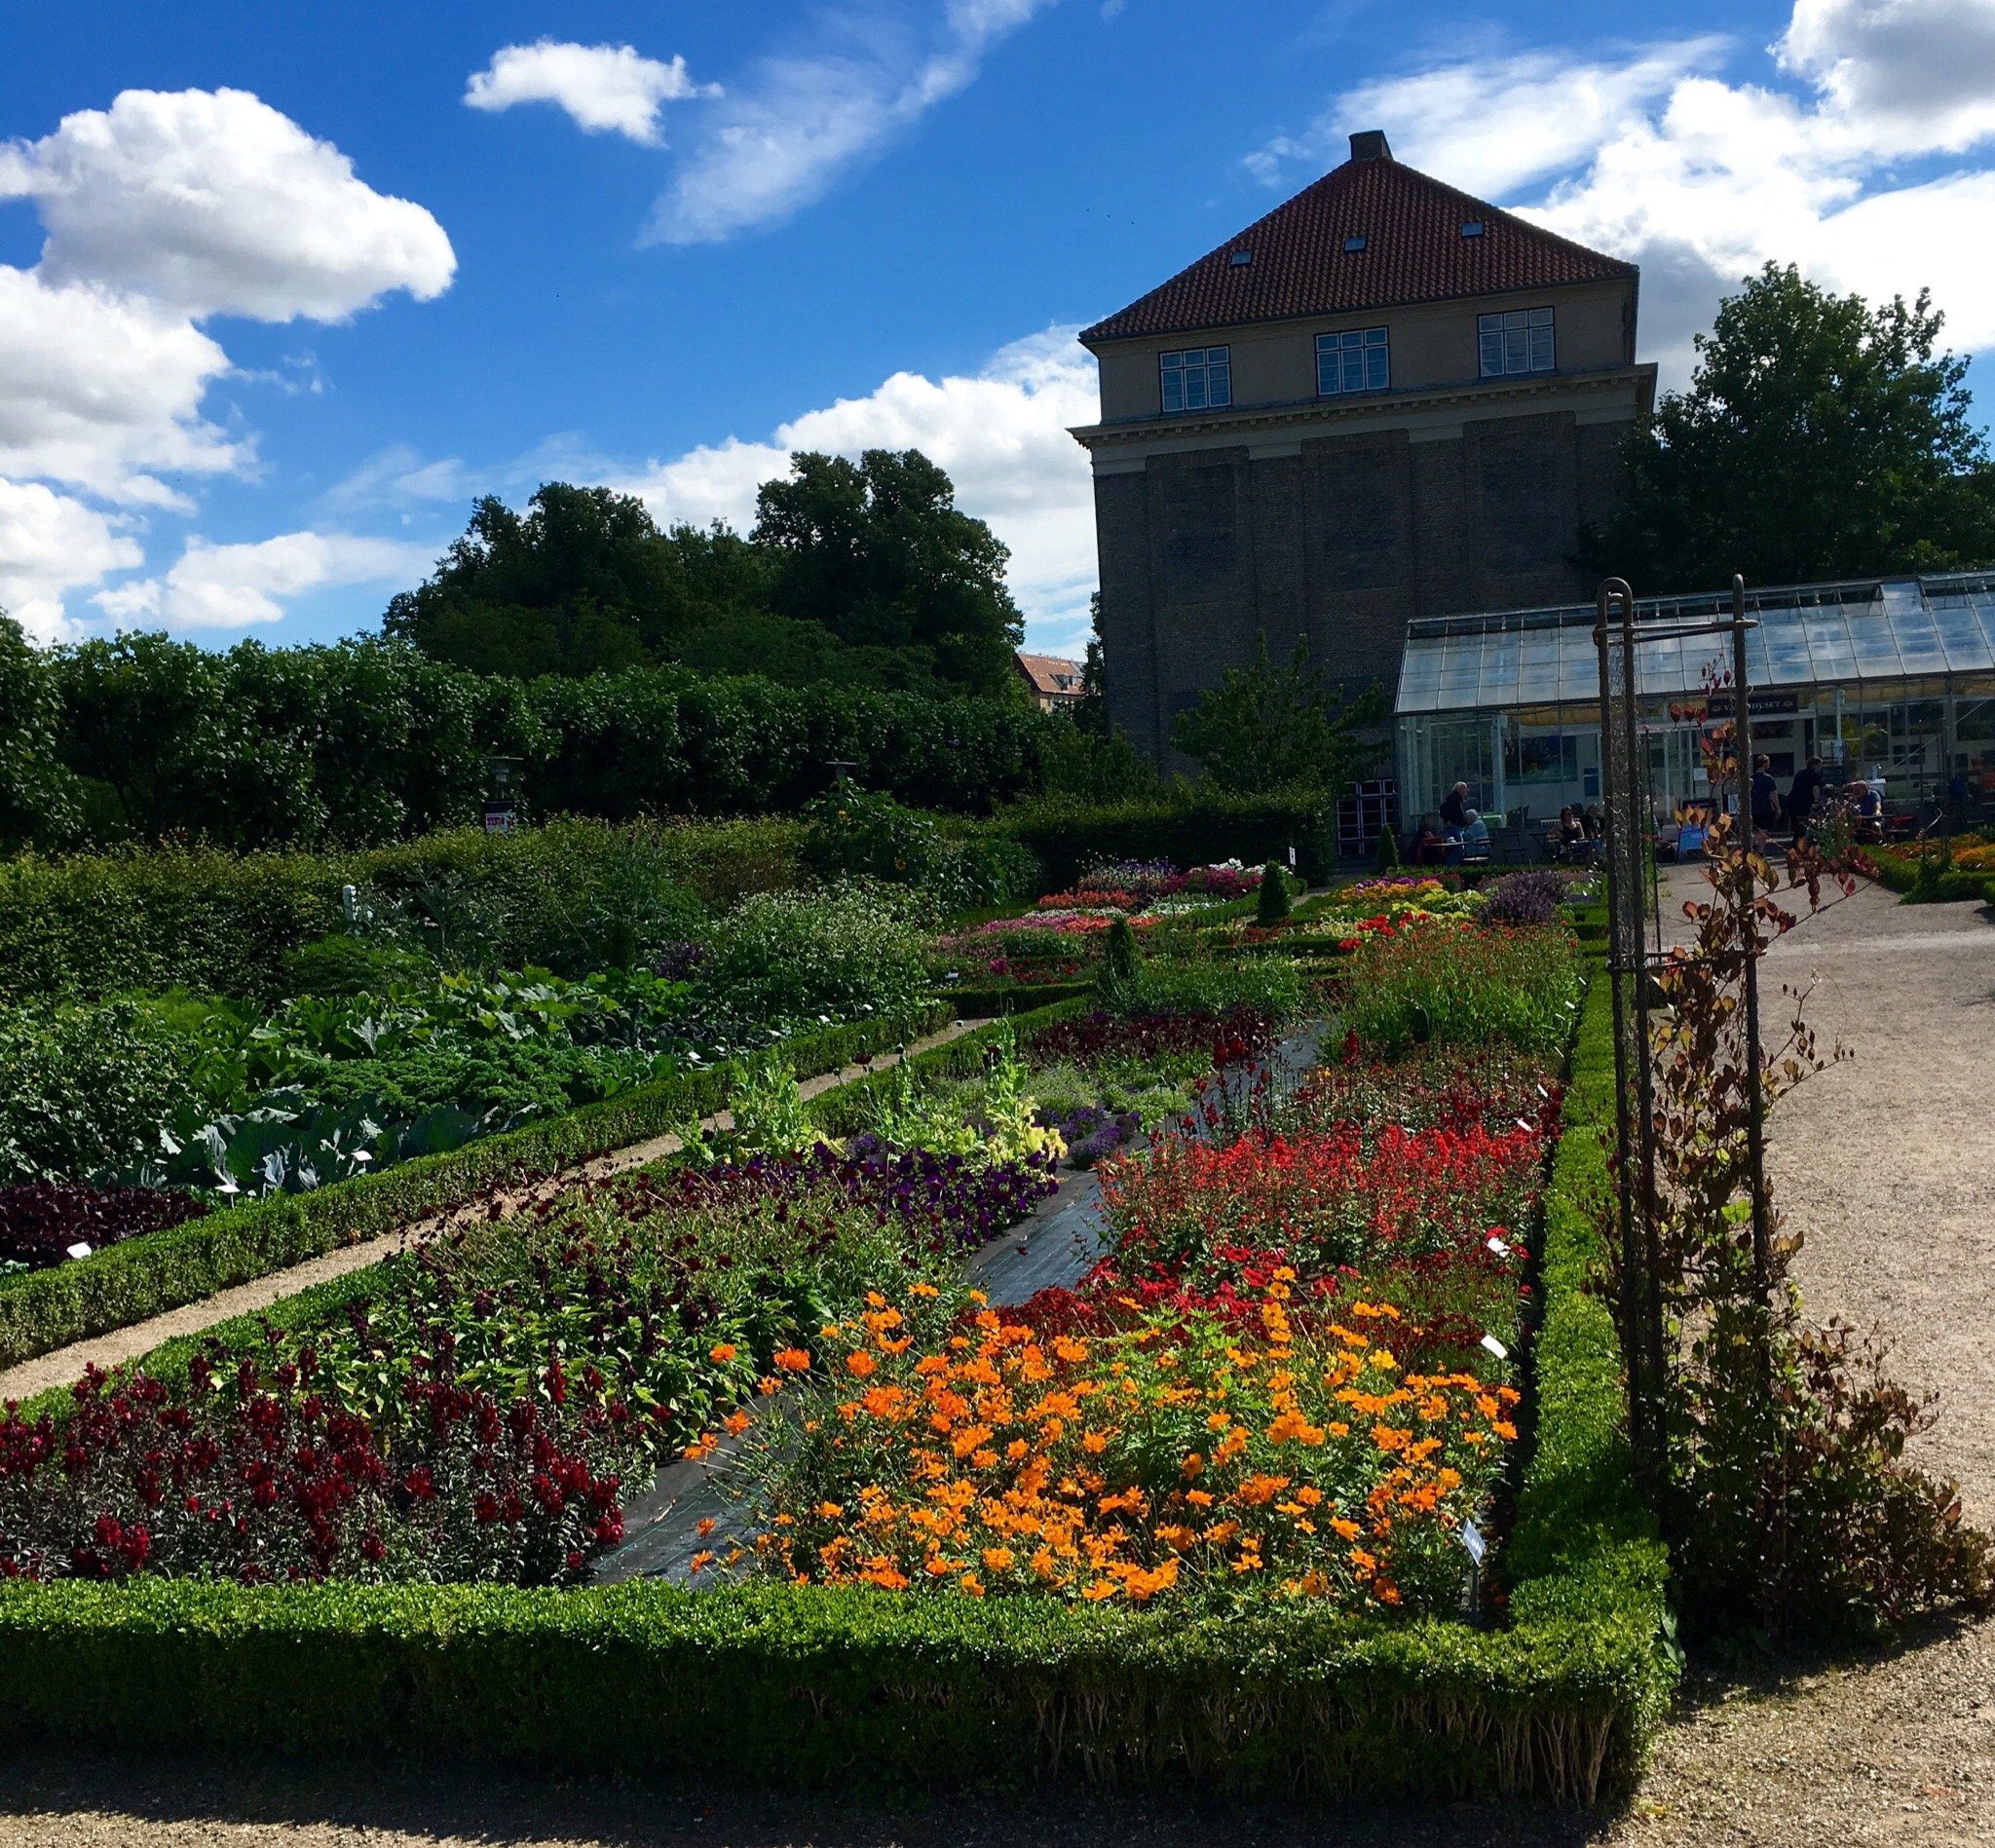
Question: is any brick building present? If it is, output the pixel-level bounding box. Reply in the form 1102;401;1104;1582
1071;131;1656;767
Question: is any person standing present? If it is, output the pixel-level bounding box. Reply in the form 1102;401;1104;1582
1750;754;1781;850
1788;754;1826;847
1439;781;1470;830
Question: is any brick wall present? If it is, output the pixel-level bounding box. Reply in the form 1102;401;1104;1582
1097;403;1625;763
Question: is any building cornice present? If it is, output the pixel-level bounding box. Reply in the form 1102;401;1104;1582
1069;362;1657;460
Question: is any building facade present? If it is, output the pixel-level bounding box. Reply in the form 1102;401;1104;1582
1013;650;1086;712
1072;131;1657;767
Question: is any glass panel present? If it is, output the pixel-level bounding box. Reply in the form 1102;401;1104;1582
1758;607;1814;685
1183;370;1206;410
1801;605;1857;681
1208;362;1230;407
1504;326;1528;372
1367;343;1389;390
1847;610;1903;679
1930;598;1993;670
1528;321;1554;371
1887;600;1947;674
1160;369;1182;413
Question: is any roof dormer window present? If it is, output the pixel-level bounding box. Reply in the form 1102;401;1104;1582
1343;235;1368;253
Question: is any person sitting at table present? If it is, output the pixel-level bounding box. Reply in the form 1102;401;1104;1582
1411;814;1447;865
1446;808;1490;865
1582;802;1605;839
1851;776;1885;843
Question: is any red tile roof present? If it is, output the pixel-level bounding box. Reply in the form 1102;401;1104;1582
1014;652;1085;698
1079;139;1635;345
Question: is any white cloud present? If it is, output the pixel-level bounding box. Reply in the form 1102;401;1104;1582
1779;0;1995;155
1274;4;1995;386
648;0;1059;245
0;266;244;505
0;480;142;644
465;40;718;146
0;87;455;321
617;326;1101;646
1248;39;1726;200
94;530;433;629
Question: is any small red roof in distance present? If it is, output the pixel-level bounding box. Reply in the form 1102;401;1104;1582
1015;652;1084;695
1079;144;1635;345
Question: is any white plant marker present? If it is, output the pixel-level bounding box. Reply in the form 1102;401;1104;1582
1486;1234;1511;1258
1462;1519;1487;1565
1480;1333;1509;1361
65;1241;93;1261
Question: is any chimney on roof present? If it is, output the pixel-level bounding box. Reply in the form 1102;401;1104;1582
1348;130;1393;162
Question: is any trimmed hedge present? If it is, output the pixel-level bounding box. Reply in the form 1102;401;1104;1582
1868;846;1995;905
0;962;1673;1804
0;818;805;1003
993;793;1335;888
0;1004;949;1374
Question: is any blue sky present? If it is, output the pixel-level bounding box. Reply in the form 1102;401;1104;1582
5;0;1994;658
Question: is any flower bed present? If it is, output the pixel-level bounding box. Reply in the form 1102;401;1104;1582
0;936;1673;1803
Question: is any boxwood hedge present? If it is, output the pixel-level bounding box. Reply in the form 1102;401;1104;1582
0;1003;951;1374
0;967;1672;1803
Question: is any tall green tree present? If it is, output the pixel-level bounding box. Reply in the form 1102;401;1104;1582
1172;637;1384;794
0;613;81;850
1588;264;1995;592
752;449;1025;698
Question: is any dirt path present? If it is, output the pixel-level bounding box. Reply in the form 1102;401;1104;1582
0;1020;984;1405
2;881;1992;1844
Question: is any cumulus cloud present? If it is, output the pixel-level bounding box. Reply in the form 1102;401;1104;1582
0;87;454;321
465;40;718;146
94;530;433;630
648;0;1059;245
617;326;1101;647
1269;1;1995;385
0;480;142;643
1247;39;1726;200
0;266;243;505
0;85;454;640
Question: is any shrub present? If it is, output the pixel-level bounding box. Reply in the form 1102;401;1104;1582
280;935;435;997
696;884;926;1024
993;792;1336;888
0;1002;209;1185
1255;860;1293;926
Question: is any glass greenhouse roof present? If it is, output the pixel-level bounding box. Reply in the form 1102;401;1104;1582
1395;574;1995;716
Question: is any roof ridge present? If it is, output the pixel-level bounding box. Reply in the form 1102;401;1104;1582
1079;153;1635;346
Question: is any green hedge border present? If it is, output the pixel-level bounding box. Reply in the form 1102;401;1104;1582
0;964;1672;1803
1867;846;1995;905
0;1004;952;1375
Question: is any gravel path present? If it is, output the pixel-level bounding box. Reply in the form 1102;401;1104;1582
0;1021;983;1405
3;882;1991;1844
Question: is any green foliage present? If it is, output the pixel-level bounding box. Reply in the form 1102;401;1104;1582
1112;955;1305;1025
1589;264;1995;591
1170;637;1385;795
1341;924;1580;1058
995;790;1336;887
697;884;926;1024
1255;860;1293;925
725;1051;821;1157
0;1002;207;1184
1374;822;1402;873
753;449;1025;698
380;467;1024;698
0;615;81;851
797;788;1037;910
0;1007;948;1372
280;935;434;998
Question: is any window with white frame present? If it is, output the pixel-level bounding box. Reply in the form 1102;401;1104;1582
1479;306;1555;377
1316;326;1389;396
1159;346;1230;413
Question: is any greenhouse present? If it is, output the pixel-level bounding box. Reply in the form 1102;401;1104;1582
1394;572;1995;825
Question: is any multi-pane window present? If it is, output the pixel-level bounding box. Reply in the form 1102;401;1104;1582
1479;306;1555;377
1316;326;1389;396
1159;347;1230;413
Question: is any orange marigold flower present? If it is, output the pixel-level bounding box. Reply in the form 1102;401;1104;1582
688;1550;716;1575
723;1410;751;1435
709;1342;738;1364
846;1351;879;1378
982;1547;1015;1573
773;1348;811;1374
814;1501;845;1520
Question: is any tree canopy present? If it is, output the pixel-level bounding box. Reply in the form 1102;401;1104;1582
1171;637;1384;795
383;451;1026;698
1588;264;1995;593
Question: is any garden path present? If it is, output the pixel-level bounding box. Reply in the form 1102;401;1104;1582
21;918;1995;1847
0;1020;986;1407
596;1020;1333;1584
